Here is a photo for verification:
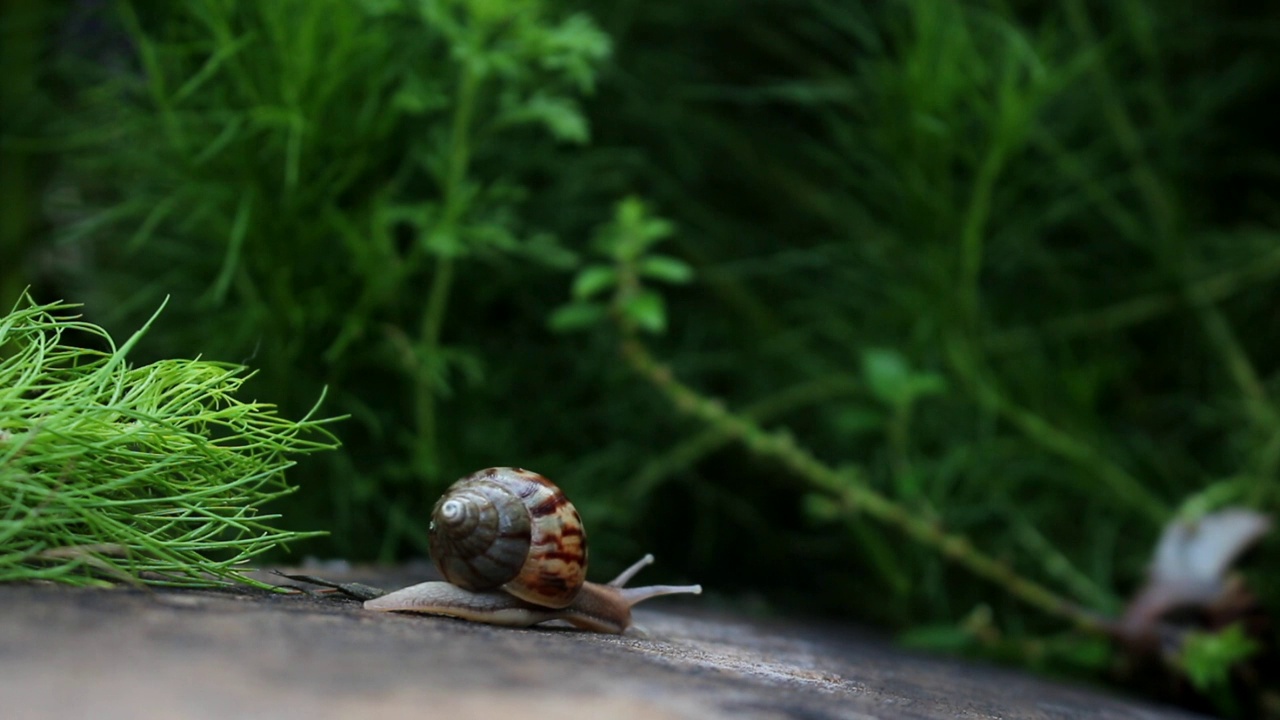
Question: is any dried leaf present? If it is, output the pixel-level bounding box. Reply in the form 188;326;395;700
1151;509;1271;587
1120;508;1271;640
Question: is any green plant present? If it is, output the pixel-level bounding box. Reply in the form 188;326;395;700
48;0;610;556
617;0;1272;553
550;196;692;335
551;0;1278;707
0;294;338;587
1179;624;1262;716
562;198;1109;630
19;0;1280;712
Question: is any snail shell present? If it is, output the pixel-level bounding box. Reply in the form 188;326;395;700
366;467;702;634
428;467;586;608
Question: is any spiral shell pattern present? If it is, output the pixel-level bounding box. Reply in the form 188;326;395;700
428;467;587;609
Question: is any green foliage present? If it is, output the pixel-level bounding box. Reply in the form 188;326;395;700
0;294;338;587
45;0;610;555
551;197;692;335
1178;624;1262;716
9;0;1280;713
561;0;1278;619
861;349;946;410
1180;624;1261;692
562;0;1279;710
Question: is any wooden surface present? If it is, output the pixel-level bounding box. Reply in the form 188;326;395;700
1;567;1210;720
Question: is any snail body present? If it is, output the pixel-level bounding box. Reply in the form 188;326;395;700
363;467;701;634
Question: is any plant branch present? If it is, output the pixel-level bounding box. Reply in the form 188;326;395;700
618;332;1109;634
415;52;482;474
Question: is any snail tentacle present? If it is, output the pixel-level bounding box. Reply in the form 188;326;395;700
607;553;654;587
557;556;702;633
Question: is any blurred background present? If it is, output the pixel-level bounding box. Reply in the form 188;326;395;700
3;0;1278;714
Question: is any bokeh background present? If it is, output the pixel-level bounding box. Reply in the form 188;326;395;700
3;0;1278;714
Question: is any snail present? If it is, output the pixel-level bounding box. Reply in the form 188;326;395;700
363;467;702;634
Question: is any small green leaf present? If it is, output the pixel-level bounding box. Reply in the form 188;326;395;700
599;197;676;261
616;196;647;227
572;265;617;299
638;255;694;284
624;290;666;333
908;372;948;398
1178;623;1260;692
548;302;605;333
861;350;948;407
424;228;464;257
634;216;675;252
497;94;591;144
540;14;613;92
862;348;913;406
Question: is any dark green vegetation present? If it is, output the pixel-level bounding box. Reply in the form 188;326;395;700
3;0;1278;715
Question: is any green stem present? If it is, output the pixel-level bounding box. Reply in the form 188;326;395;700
417;256;455;470
415;57;481;473
619;334;1109;634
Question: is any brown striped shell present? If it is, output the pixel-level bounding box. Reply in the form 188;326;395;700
427;467;587;609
